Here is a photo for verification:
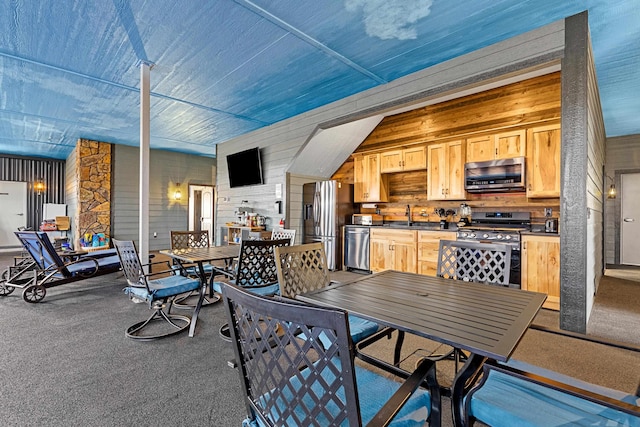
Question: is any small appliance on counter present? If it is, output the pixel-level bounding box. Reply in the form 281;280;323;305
545;218;559;233
352;214;383;226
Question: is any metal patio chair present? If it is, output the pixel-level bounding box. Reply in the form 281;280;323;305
113;239;201;340
270;227;296;245
213;238;291;341
427;239;513;370
221;282;442;427
169;230;218;307
274;242;380;346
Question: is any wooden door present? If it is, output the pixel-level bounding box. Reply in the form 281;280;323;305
370;233;392;272
527;124;561;198
466;135;494;162
380;150;403;173
364;153;384;201
495;129;526;159
353;155;366;202
393;240;417;273
446;140;466;199
427;143;447;200
522;235;560;310
402;146;427;171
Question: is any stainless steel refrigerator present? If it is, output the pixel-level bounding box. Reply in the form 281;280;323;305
303;180;355;270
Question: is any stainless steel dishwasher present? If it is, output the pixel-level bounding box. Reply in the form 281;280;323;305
344;226;370;272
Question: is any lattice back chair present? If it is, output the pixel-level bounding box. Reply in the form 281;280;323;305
113;239;201;340
214;238;291;341
427;239;512;370
221;282;441;427
270;228;296;245
275;243;380;347
233;238;291;293
437;240;511;286
169;230;216;307
170;230;210;250
274;242;330;298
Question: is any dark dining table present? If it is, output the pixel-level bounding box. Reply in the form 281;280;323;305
297;269;547;423
160;245;240;337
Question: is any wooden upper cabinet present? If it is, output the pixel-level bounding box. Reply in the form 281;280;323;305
428;140;466;200
466;135;495;163
353;153;389;202
495;129;526;159
527;124;561;198
466;130;526;163
380;146;427;173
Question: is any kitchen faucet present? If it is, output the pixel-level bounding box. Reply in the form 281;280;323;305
406;204;411;226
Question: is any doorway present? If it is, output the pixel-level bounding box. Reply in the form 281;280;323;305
0;181;27;248
188;185;214;243
621;172;640;266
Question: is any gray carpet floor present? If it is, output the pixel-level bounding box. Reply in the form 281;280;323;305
1;253;638;426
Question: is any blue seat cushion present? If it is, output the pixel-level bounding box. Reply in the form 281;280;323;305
212;281;280;297
124;275;200;301
346;315;379;343
66;255;121;276
245;359;431;427
468;359;640;426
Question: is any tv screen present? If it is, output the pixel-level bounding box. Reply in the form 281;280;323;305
227;147;264;188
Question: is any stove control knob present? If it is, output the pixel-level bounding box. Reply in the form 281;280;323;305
496;234;503;240
469;233;476;238
482;233;489;239
460;232;468;238
505;235;512;240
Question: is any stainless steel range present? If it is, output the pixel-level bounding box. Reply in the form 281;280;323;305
456;211;531;287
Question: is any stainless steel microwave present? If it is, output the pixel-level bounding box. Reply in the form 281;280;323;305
464;157;526;192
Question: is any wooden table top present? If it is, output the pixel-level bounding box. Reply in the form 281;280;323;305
298;270;546;361
159;245;240;263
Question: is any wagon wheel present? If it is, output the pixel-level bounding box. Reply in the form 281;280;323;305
0;270;15;296
23;284;46;303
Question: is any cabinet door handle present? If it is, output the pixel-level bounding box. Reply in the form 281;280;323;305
441;188;445;195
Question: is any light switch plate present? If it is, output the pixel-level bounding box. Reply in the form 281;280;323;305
544;208;552;217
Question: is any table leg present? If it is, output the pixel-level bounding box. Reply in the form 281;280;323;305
188;261;208;337
450;353;486;427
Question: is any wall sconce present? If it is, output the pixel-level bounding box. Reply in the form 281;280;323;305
174;183;182;201
33;180;45;195
606;175;616;199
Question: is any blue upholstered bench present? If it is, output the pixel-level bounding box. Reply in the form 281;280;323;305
463;358;640;427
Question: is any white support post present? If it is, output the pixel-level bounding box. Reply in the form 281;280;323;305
139;61;151;270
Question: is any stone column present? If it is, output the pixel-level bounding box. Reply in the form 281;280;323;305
75;139;112;247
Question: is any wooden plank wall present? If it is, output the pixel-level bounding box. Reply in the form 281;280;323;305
111;145;216;251
333;73;562;225
585;35;606;313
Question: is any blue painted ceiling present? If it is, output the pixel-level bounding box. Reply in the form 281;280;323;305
0;0;638;159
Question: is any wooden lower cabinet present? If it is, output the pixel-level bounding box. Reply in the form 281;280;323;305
521;234;560;310
417;230;457;276
370;228;417;273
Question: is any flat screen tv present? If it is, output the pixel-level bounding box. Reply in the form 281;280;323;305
227;147;264;188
